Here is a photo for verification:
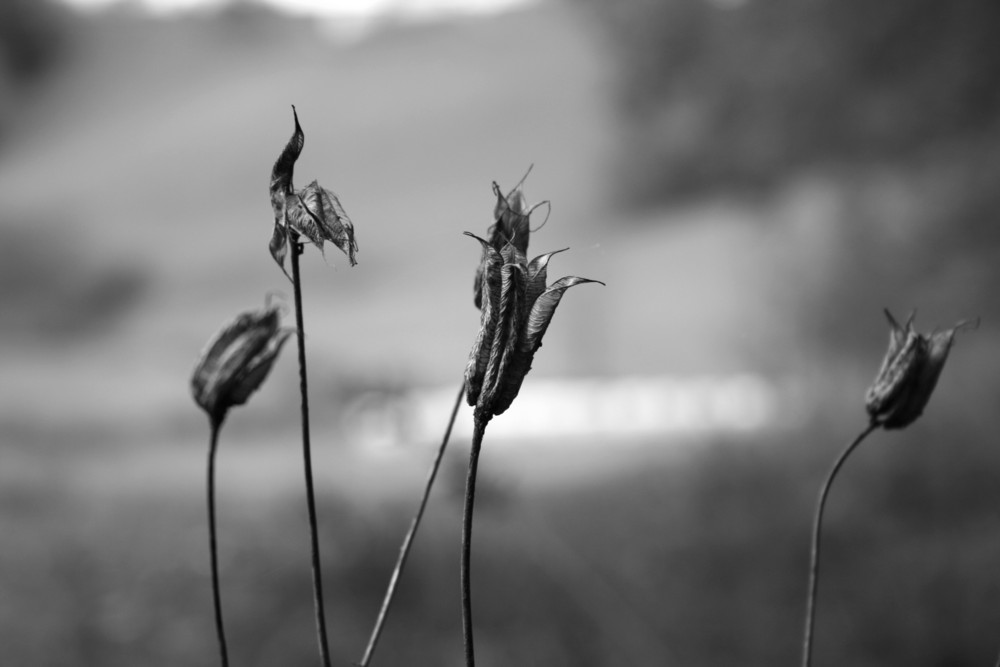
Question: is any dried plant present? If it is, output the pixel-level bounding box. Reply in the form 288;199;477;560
191;297;293;667
800;308;976;667
459;177;603;667
360;174;550;666
268;105;359;667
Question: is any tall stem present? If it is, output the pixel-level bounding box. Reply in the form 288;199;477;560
207;416;229;667
801;422;879;667
289;239;333;667
360;381;466;667
461;416;488;667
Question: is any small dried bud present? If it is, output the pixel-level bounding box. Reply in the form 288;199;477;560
464;232;602;423
865;309;977;429
191;299;294;424
268;106;358;274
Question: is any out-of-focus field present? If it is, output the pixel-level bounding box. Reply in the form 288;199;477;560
1;1;999;665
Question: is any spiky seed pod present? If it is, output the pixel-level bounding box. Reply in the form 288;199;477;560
464;232;603;422
865;308;977;429
268;106;358;274
191;301;293;425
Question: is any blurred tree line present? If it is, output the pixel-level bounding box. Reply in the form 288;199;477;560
581;0;1000;357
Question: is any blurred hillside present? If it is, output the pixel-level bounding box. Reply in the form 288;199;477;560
583;0;1000;359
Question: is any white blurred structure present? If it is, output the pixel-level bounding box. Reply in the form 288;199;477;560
344;374;805;452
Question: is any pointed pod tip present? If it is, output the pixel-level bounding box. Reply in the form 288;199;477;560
568;277;606;289
463;230;489;245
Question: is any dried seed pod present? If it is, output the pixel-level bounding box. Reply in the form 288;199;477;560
191;301;294;424
864;310;924;425
464;232;603;422
865;309;977;429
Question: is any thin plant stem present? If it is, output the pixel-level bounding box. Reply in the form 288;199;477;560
461;416;488;667
359;381;466;667
289;237;333;667
801;421;879;667
207;415;230;667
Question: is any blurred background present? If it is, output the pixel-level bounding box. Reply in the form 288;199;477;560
2;0;999;664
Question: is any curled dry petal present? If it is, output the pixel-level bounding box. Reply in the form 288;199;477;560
269;223;291;280
494;276;604;415
525;248;568;306
287;181;359;266
270;106;304;214
865;309;977;429
476;245;526;418
464;233;504;406
521;276;604;359
191;302;293;424
269;106;304;275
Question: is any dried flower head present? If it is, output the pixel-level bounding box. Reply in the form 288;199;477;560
269;106;358;275
865;308;977;429
191;299;294;424
473;169;550;310
465;232;602;423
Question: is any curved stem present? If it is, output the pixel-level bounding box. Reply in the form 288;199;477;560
359;381;466;667
801;422;879;667
207;416;230;667
290;238;333;667
462;417;488;667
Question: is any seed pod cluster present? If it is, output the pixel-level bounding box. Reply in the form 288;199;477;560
464;235;602;423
